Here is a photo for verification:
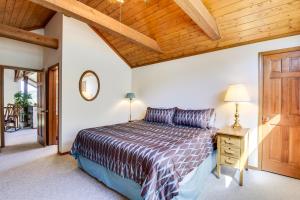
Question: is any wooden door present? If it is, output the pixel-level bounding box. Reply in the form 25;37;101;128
47;66;58;145
262;50;300;179
37;70;47;146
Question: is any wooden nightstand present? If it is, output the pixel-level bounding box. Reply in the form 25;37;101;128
216;127;250;186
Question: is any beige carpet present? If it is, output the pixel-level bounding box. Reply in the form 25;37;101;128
5;128;38;146
0;138;300;200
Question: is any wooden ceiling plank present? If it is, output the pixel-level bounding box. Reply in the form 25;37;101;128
216;0;295;22
29;0;162;53
0;23;58;49
0;0;7;23
174;0;221;40
203;0;242;12
133;18;300;61
20;2;36;29
15;1;30;27
107;6;189;44
130;22;300;65
117;27;208;56
3;0;15;24
221;10;300;35
88;0;105;9
10;0;24;26
219;1;300;29
211;0;267;17
110;17;198;48
25;4;41;29
114;1;178;32
28;5;50;29
111;0;173;25
124;4;181;33
82;0;174;36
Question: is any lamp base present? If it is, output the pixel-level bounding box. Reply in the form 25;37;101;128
232;121;242;129
232;103;242;129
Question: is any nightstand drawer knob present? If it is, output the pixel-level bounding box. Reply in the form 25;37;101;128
225;149;234;154
225;159;235;164
225;139;233;144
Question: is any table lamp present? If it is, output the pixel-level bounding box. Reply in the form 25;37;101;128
125;92;136;122
224;84;250;129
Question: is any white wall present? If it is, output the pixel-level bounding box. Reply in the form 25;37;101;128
4;69;21;106
0;29;44;70
43;13;63;68
60;16;132;152
43;13;63;152
132;35;300;167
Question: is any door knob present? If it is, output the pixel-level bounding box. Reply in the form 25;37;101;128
263;115;270;123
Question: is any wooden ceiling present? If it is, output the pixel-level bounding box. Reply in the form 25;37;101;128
1;0;300;68
0;0;55;30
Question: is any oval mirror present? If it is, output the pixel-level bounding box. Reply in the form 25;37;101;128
79;70;100;101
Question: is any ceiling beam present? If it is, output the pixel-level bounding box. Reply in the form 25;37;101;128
14;70;21;82
174;0;221;40
29;0;162;53
14;70;34;82
0;24;58;49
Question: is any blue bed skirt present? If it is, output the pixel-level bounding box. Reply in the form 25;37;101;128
77;151;216;200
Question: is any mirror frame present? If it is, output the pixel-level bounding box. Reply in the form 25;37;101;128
79;70;100;101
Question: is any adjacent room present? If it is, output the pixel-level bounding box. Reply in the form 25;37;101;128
3;69;38;146
0;0;300;200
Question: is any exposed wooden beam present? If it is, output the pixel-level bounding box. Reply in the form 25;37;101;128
14;70;21;82
174;0;221;40
14;70;34;82
0;24;58;49
30;0;162;53
0;65;43;73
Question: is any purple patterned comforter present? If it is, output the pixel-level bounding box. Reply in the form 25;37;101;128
71;121;216;200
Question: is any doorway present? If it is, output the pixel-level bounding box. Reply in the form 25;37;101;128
0;65;60;152
260;47;300;179
2;67;40;147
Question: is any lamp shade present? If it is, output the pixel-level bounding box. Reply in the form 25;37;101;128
224;84;250;102
125;92;136;100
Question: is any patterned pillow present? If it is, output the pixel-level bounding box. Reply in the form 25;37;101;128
208;109;216;129
173;108;215;129
144;107;176;125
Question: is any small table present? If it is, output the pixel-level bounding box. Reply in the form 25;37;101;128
216;127;250;186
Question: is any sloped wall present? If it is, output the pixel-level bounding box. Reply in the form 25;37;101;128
60;16;132;152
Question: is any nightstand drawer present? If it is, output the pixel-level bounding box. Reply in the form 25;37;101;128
220;136;240;148
221;146;240;158
220;156;240;168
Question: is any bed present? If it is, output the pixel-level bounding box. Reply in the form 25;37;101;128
71;120;217;200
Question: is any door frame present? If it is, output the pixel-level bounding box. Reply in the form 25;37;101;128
46;63;60;147
258;46;300;170
0;65;43;148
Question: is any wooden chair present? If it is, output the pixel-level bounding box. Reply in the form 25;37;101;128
4;104;20;132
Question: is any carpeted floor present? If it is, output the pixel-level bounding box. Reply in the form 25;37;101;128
0;134;300;200
5;128;38;146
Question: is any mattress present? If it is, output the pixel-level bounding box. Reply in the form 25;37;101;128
71;121;217;200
